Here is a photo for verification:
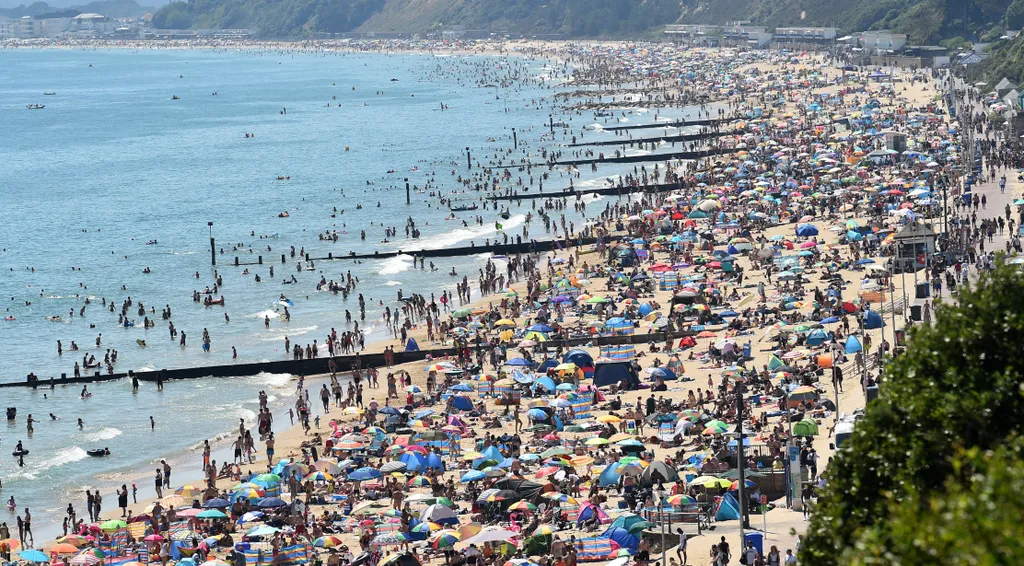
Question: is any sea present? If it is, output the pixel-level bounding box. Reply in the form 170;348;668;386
0;47;710;536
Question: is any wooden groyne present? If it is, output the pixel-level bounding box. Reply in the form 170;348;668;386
567;130;730;148
486;181;684;202
231;235;603;267
8;330;694;388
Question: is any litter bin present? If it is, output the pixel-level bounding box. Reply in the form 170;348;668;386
915;281;930;299
910;304;923;321
744;532;764;555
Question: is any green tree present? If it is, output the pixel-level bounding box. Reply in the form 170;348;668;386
845;439;1024;564
801;264;1024;564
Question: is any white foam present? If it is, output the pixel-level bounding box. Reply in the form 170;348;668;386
586;123;604;131
377;254;415;276
385;281;402;286
420;214;526;250
250;309;281;319
252;372;293;388
256;325;318;341
34;446;88;470
80;427;123;442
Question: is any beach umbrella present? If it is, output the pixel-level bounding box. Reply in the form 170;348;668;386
0;539;21;552
541;446;572;458
51;544;79;555
408;475;432;487
380;461;407;473
373;533;408;546
532;524;558;536
257;497;287;509
429;530;461;549
143;535;165;542
348;467;383;481
100;519;127;531
461;470;487;483
20;550;51;563
597;415;621;423
70;553;102;566
202;498;230;509
251;473;281;485
196;509;228;520
508;501;538;512
689;476;732;489
666;494;697;506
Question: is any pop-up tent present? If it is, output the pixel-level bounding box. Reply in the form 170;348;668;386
594;361;639;389
863;309;884;329
715;492;740;521
405;338;419;352
600;526;639;550
576;503;611;527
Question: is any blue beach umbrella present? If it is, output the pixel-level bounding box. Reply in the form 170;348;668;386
348;467;383;482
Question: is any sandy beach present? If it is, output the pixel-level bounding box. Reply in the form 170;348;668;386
2;36;1015;566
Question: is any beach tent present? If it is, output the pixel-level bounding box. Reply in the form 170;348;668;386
677;336;697;349
473;445;504;470
449;395;474;411
576;503;611;527
863;309;884;329
563;349;594;367
598;464;621;487
806;329;829;347
424;452;445;472
446;415;468;434
537;359;559;373
715;492;740;521
648;367;676;381
594;361;639;389
405;338;419;352
534;376;558;393
600;526;639;551
844;336;863;354
641;461;679;484
610;513;652;534
400;451;427;473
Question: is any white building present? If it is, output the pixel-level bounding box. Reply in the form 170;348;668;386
861;30;907;51
69;13;117;35
775;27;838;43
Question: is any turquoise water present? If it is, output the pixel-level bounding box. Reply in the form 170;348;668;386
0;48;704;536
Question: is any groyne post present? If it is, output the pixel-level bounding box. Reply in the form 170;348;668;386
208;222;216;266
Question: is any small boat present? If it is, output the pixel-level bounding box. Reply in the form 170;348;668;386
43;92;56;96
449;204;479;212
26;104;44;110
87;448;111;457
171;95;180;100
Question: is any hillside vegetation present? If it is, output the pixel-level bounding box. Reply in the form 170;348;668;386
680;0;1015;45
152;0;682;37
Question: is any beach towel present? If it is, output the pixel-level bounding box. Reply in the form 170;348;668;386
575;537;619;562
